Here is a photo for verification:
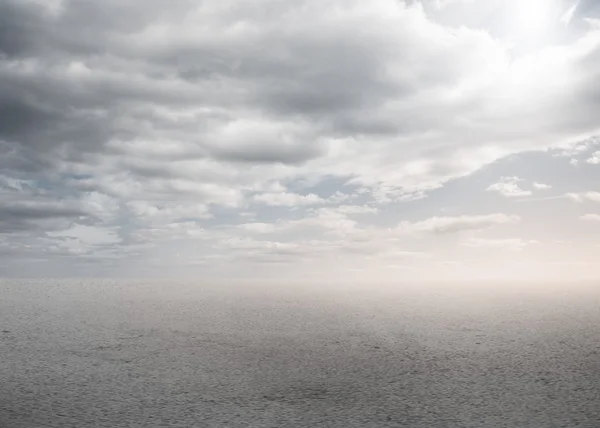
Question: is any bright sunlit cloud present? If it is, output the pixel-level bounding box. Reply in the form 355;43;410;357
507;0;568;46
512;0;552;38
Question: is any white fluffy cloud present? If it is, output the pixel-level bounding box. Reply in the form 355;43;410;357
533;182;552;190
461;237;539;251
487;177;532;197
580;214;600;221
253;192;325;207
587;151;600;164
566;192;600;203
399;214;520;234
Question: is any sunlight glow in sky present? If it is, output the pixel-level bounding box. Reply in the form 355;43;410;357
513;1;553;37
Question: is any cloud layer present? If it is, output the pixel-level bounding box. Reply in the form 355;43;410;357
1;0;600;279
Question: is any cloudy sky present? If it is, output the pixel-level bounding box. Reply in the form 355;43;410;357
1;0;600;281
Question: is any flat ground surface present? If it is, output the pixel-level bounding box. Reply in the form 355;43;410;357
1;280;599;427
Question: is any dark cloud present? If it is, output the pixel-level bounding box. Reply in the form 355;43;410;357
2;0;597;172
0;0;190;59
0;202;85;233
0;174;112;236
0;0;480;170
0;202;85;220
0;96;63;141
212;141;323;165
0;2;41;57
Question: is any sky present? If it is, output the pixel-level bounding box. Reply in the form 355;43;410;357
1;0;600;281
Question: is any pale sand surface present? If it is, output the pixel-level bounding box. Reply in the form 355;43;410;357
1;280;599;427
